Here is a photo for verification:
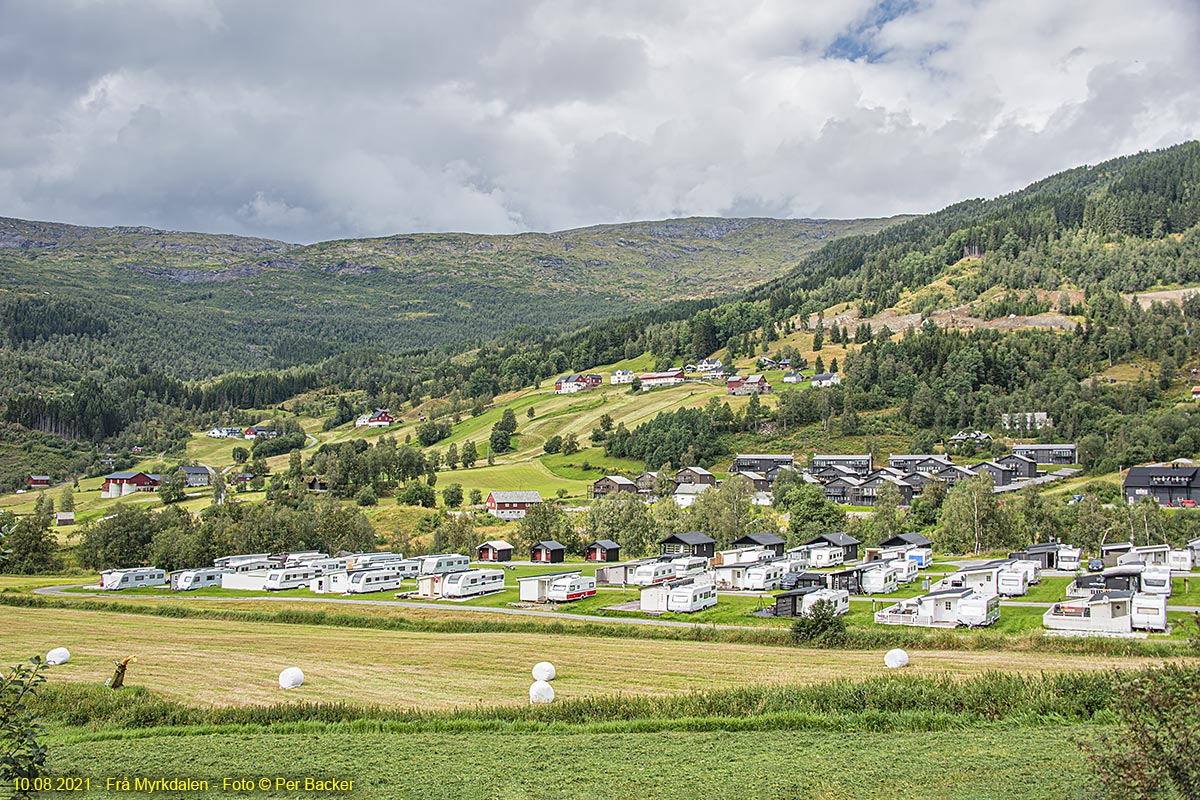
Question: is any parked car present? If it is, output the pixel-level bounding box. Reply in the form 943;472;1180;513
1087;558;1105;572
1182;499;1197;508
1067;494;1085;505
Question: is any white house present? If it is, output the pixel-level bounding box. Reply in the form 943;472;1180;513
611;369;635;384
811;372;841;388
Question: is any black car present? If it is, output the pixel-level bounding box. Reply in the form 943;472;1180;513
1087;558;1105;572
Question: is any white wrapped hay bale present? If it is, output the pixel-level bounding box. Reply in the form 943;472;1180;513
278;667;305;689
45;648;71;666
531;661;556;682
529;680;555;704
884;648;910;669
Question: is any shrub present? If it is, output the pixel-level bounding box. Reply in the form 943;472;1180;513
1;657;49;798
355;487;377;507
789;600;847;647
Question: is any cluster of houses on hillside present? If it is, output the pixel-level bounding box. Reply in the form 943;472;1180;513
206;425;281;440
555;374;602;394
588;455;796;508
1123;460;1200;506
99;466;214;498
355;409;396;428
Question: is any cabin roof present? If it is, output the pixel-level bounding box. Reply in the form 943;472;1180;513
660;531;717;546
588;539;621;549
734;532;786;547
533;540;566;551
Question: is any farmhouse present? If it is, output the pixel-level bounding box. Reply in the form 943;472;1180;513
875;588;1000;628
726;374;773;395
530;540;566;563
1012;443;1077;465
638;368;685;389
243;425;279;440
805;531;860;562
730;454;794;475
696;357;724;374
585;539;622;562
591;475;638;499
485;490;542;520
207;426;245;438
809;454;872;477
476;540;513;562
659;531;716;559
610;369;634;384
27;475;51;489
811;372;841;388
101;471;161;498
55;511;75;527
782;371;802;383
554;374;601;394
355;408;395;428
179;465;212;487
1122;463;1200;506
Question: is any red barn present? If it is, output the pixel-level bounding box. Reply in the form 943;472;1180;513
485;490;542;520
101;471;161;499
27;475;51;489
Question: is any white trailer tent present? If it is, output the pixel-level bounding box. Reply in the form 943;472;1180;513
417;554;470;575
547;574;597;602
518;570;584;603
1131;592;1168;631
667;580;718;613
801;588;850;616
442;569;505;598
1043;591;1134;635
861;564;899;595
1168;549;1194;572
170;568;224;591
875;588;1000;628
345;568;407;594
100;567;167;590
221;569;273;591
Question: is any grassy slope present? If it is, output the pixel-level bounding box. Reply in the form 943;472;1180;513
45;726;1100;800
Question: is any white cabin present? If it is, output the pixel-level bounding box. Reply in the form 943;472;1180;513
547;574;597;602
100;567;167;591
1043;591;1135;635
629;562;678;586
170;568;223;591
417;553;470;576
441;568;505;598
345;568;407;594
667;581;718;613
517;570;584;603
875;588;1000;628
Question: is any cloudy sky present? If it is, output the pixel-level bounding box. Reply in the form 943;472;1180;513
1;0;1198;243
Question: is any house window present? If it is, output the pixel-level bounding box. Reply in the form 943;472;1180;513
944;601;952;611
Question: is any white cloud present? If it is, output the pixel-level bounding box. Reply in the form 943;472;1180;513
0;0;1197;242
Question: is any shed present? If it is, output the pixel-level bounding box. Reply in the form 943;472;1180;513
531;540;566;563
585;539;622;562
476;540;513;562
659;531;716;559
773;586;820;618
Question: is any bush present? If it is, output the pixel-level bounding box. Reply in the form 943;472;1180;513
1;657;49;798
543;435;563;455
355;487;377;507
397;480;435;508
789;601;847;647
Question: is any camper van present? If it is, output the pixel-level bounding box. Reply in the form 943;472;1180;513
809;546;844;568
417;554;470;576
345;568;407;594
629;562;678;586
170;568;223;591
100;567;167;590
800;588;850;616
744;561;786;591
667;582;718;613
263;567;316;591
547;574;597;602
441;568;505;598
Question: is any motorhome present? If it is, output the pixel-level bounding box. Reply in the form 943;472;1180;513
263;567;316;591
417;554;470;576
546;574;597;602
100;567;167;591
170;568;223;591
441;568;505;598
809;546;844;568
345;568;407;594
629;561;678;586
667;581;718;613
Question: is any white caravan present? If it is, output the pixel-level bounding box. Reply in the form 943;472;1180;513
345;568;407;594
629;562;678;586
263;567;316;590
170;568;223;591
1140;565;1172;596
861;565;898;595
671;556;710;579
891;558;919;584
1131;592;1168;631
667;582;718;613
809;546;844;568
1168;549;1194;572
441;568;505;598
997;567;1030;597
100;567;167;590
800;588;850;616
547;574;597;602
282;551;327;566
744;561;786;591
417;554;470;576
1059;546;1083;571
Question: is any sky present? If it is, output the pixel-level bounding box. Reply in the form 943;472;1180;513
1;0;1198;243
